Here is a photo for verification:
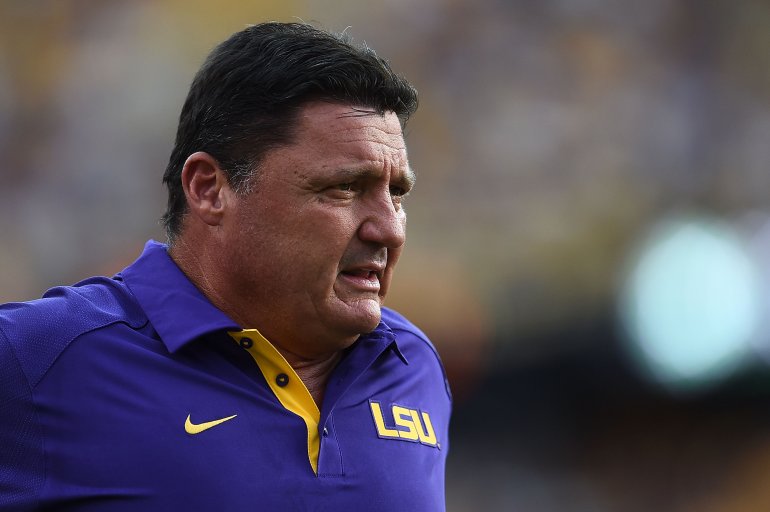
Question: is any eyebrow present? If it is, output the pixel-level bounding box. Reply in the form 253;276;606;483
320;166;416;189
402;167;417;189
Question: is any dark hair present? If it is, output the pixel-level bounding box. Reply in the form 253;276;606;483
161;22;418;242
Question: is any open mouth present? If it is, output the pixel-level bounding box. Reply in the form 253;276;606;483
339;268;381;290
341;269;378;279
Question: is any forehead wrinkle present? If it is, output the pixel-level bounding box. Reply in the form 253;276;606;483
340;135;406;153
324;121;405;145
290;103;409;178
323;131;408;169
336;107;378;119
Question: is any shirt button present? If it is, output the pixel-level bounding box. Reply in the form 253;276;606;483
239;337;253;349
323;427;329;437
275;373;289;387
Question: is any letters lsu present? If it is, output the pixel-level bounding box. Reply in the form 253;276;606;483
369;401;439;448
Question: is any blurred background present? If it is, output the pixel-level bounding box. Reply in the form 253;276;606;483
2;0;770;510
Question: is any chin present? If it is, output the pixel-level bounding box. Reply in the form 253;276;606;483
337;302;382;335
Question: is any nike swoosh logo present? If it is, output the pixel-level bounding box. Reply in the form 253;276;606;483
184;413;238;434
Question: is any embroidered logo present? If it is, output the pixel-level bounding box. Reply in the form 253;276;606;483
184;413;238;435
369;401;438;448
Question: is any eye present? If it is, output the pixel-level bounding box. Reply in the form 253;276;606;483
390;185;409;198
323;182;359;200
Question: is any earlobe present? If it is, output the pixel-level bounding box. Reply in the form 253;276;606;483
181;152;229;226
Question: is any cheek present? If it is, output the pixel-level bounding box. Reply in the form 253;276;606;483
294;216;357;275
312;212;359;246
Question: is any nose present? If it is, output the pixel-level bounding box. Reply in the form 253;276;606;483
357;192;406;249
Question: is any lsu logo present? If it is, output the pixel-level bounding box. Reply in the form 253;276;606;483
369;401;439;448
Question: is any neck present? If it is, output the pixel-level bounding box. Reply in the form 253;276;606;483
288;351;343;406
169;236;344;406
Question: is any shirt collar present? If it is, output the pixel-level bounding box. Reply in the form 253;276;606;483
360;321;409;365
121;240;240;353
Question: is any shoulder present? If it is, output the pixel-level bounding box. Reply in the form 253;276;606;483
381;306;452;401
0;276;145;388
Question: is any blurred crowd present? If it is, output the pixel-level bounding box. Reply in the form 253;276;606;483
2;0;770;510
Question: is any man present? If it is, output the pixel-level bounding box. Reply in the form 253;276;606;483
0;23;451;511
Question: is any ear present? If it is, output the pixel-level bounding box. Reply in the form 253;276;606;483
180;151;230;226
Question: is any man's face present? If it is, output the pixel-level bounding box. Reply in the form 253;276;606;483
222;102;413;358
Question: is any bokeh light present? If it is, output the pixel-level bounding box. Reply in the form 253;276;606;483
620;215;761;391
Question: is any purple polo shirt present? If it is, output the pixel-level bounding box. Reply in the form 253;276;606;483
0;241;451;511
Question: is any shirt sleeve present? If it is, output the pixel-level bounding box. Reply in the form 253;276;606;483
0;328;43;511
